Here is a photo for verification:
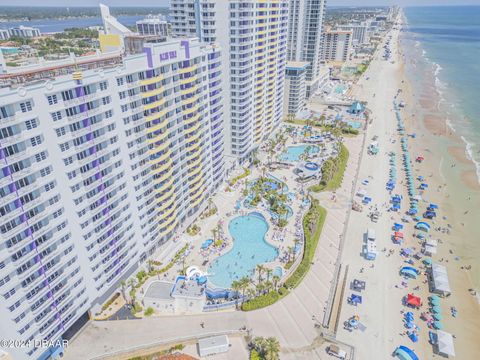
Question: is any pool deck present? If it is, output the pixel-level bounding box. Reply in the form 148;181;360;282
65;129;364;360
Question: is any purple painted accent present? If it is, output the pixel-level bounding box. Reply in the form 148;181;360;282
34;254;41;263
144;47;153;68
109;239;115;246
112;249;117;256
107;229;113;236
75;86;85;98
3;167;11;176
25;228;32;237
43;279;49;287
38;266;45;275
83;119;90;127
116;268;121;275
104;218;111;226
102;208;109;215
8;183;17;192
114;259;119;265
146;69;154;78
55;313;60;319
86;132;93;141
0;148;4;159
160;52;169;61
95;172;102;180
19;213;27;223
98;183;104;192
89;146;97;155
14;198;22;208
79;103;87;113
180;40;190;59
92;159;99;167
47;291;53;298
30;242;37;250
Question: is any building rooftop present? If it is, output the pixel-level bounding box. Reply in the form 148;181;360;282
171;277;205;299
286;61;309;70
198;335;229;350
144;281;174;300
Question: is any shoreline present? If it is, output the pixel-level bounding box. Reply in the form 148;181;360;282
335;10;480;360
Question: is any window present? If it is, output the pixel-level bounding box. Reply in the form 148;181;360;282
30;136;42;147
55;127;66;137
99;81;108;91
25;119;37;130
47;95;58;105
52;111;62;121
20;101;32;113
116;78;124;86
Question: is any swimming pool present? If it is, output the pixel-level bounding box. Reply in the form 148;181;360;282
280;145;319;162
334;85;347;94
208;213;278;288
347;120;362;129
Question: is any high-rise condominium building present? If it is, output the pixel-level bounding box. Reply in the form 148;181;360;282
337;22;369;46
136;15;169;37
284;61;308;116
171;0;289;163
287;0;327;97
0;38;224;360
321;29;353;63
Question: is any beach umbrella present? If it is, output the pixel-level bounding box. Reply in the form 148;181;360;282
430;298;440;306
405;321;414;329
409;332;419;343
434;321;444;330
429;295;440;301
394;346;419;360
431;305;441;313
433;313;443;320
423;258;432;266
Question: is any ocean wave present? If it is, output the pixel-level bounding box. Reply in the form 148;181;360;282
461;136;480;185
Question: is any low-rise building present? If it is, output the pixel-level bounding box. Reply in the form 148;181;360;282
8;26;41;38
136;15;168;37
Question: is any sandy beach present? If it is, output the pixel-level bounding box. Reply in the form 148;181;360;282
334;11;480;360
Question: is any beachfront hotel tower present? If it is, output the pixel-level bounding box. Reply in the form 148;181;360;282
170;0;289;163
286;0;327;97
0;38;224;360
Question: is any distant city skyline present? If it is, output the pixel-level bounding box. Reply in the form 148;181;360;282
1;0;480;7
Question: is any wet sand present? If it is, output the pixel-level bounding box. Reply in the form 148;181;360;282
399;21;480;358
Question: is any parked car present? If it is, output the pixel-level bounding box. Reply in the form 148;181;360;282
327;345;347;359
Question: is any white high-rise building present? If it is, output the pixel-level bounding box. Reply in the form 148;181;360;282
171;0;289;163
337;22;369;46
0;38;224;360
136;15;169;37
287;0;327;97
321;29;353;63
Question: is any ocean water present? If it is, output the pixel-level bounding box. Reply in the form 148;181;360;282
0;16;144;33
404;6;480;183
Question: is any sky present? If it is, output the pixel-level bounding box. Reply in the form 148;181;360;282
1;0;480;7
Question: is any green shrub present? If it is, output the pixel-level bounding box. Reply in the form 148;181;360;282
101;292;120;311
144;307;154;316
229;168;251;186
310;144;349;192
242;291;280;311
250;349;261;360
285;200;326;289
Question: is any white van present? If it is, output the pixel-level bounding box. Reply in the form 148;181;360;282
367;228;376;241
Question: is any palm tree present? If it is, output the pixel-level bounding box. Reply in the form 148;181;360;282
272;275;280;291
147;259;154;273
264;337;280;360
266;268;273;283
127;278;137;305
231;280;241;309
293;239;301;262
286;246;294;263
256;264;266;284
239;276;251;304
120;280;127;301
